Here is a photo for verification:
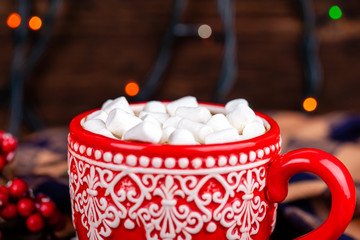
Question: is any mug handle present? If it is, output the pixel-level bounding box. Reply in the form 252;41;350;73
266;148;356;240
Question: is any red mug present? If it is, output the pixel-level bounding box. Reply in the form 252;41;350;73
68;102;355;240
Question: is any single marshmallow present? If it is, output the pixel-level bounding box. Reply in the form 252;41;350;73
204;128;240;144
242;121;266;139
168;129;198;145
206;114;233;132
122;121;162;144
166;96;198;116
139;111;169;124
143;101;167;113
86;110;108;122
178;119;213;143
175;106;212;123
163;116;182;129
106;108;142;137
102;96;134;115
142;115;162;128
83;119;106;132
93;128;117;139
160;126;176;143
254;116;270;131
225;98;249;113
226;104;256;133
101;99;112;110
83;119;116;139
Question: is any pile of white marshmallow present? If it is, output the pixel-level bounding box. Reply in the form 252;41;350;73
82;96;268;145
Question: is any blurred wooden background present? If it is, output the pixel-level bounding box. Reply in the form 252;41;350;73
0;0;359;132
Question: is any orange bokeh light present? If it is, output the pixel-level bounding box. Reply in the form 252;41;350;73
303;97;318;112
7;13;21;29
29;16;42;30
125;82;140;97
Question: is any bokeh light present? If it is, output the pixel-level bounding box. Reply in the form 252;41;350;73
29;16;42;30
198;24;212;39
329;6;342;20
125;81;140;97
7;13;21;29
303;97;318;112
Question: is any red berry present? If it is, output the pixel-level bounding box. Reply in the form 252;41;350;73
17;198;35;217
0;203;17;219
26;213;44;232
4;151;15;163
0;156;5;171
39;200;56;218
1;133;17;153
35;193;50;204
9;179;28;198
47;210;65;230
0;186;9;207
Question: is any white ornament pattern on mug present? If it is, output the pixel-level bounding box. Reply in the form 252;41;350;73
68;146;271;240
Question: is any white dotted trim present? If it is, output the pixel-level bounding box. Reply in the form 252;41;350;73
114;154;123;164
103;152;112;162
178;158;189;169
126;155;137;166
139;156;150;167
152;157;162;168
94;150;102;160
206;156;216;168
192;158;202;169
165;158;176;168
68;137;281;169
218;156;227;167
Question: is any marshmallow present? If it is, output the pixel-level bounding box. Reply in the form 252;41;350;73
86;110;108;122
166;96;198;116
242;121;266;139
93;128;118;139
163;116;182;129
83;119;116;139
142;115;162;128
143;101;167;113
106;108;142;137
254;116;270;130
204;128;240;144
160;126;176;143
225;98;249;113
168;129;198;145
122;121;162;144
139;111;169;124
83;119;106;132
102;96;134;115
206;114;233;132
178;119;213;143
226;104;256;133
175;106;211;123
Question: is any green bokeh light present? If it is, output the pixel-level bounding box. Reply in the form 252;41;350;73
329;5;342;20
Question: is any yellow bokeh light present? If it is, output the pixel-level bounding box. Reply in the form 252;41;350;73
7;13;21;29
198;24;212;39
303;97;318;112
125;82;140;97
29;16;42;30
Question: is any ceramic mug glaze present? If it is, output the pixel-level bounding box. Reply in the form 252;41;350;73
68;103;355;240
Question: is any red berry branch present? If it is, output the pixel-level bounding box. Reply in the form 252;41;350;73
0;131;65;239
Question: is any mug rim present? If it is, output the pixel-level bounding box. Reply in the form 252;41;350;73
69;102;281;158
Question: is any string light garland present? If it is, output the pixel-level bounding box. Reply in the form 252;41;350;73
198;24;212;39
329;5;342;20
303;97;318;112
29;16;42;31
125;81;140;97
7;13;21;29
